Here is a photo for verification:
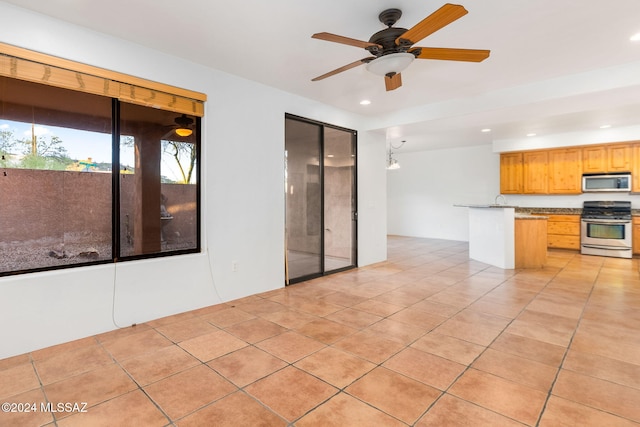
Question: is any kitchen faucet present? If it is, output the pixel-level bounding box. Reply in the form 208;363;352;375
494;194;507;205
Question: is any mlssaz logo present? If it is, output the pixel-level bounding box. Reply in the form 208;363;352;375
41;402;88;413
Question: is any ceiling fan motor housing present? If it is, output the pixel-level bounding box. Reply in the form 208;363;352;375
368;27;410;56
367;9;417;57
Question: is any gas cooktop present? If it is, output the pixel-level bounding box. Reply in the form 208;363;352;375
581;201;632;220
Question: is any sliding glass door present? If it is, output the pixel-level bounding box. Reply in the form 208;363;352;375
285;118;323;280
284;115;356;284
323;127;357;273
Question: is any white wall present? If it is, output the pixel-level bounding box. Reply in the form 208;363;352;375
387;144;499;241
357;131;388;265
0;3;387;358
494;125;640;153
388;136;640;243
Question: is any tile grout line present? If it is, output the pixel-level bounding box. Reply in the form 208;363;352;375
29;352;58;427
186;250;475;425
296;258;528;426
9;243;633;425
532;254;603;427
94;338;175;426
410;249;592;425
407;264;558;426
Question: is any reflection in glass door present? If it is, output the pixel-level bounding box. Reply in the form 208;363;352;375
284;118;322;281
323;127;357;273
284;115;357;284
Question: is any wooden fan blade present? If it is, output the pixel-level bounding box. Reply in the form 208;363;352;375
413;47;490;62
312;32;382;49
385;73;402;91
396;4;468;46
311;58;373;81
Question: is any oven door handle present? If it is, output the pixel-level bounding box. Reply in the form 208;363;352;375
582;244;632;251
581;219;631;224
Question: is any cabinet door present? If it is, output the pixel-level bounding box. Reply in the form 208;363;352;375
633;144;640;192
548;221;580;236
582;146;607;173
634;217;640;254
546;214;581;250
548;148;582;194
523;151;548;193
500;153;523;194
608;144;632;172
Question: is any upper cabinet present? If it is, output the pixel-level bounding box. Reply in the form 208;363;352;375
608;144;632;172
500;141;637;195
583;144;631;173
582;146;607;173
548;148;582;194
633;143;640;192
500;152;523;194
523;151;548;194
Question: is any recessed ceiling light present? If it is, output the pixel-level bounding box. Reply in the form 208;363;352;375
327;154;334;158
630;32;640;41
481;128;491;133
600;124;612;129
360;100;371;105
526;133;536;137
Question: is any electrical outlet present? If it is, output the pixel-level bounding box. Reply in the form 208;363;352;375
232;261;238;272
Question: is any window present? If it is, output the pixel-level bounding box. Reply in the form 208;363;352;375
0;47;203;276
119;102;199;258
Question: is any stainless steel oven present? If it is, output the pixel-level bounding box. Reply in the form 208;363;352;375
581;201;632;258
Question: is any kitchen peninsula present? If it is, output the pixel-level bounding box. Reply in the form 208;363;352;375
455;204;548;269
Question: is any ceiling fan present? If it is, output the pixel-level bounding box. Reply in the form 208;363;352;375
160;114;195;140
311;3;490;91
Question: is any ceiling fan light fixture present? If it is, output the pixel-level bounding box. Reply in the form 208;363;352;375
175;128;193;137
366;52;414;76
174;114;194;137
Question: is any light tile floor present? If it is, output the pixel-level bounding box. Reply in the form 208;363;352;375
1;236;640;426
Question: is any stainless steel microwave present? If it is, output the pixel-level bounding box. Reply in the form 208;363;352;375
582;173;631;192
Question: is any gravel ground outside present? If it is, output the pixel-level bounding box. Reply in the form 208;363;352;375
1;239;197;274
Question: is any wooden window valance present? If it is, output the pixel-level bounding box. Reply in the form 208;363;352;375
0;42;206;117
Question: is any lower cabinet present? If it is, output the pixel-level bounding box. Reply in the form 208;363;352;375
540;214;581;250
633;217;640;255
515;217;548;268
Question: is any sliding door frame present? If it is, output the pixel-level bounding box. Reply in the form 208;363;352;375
285;113;358;285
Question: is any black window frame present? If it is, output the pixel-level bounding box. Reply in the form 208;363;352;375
0;80;202;277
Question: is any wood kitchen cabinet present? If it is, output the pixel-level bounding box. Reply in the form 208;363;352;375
515;217;548;268
546;214;580;250
523;151;548;194
500;152;523;194
632;143;640;192
608;144;632;171
633;216;640;255
501;141;635;195
582;146;607;173
548;148;582;194
582;144;632;174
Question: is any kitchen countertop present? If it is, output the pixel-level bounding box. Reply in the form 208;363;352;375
458;205;640;216
516;207;582;215
515;213;548;220
454;204;518;208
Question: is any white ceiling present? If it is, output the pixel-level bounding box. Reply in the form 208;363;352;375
4;0;640;152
